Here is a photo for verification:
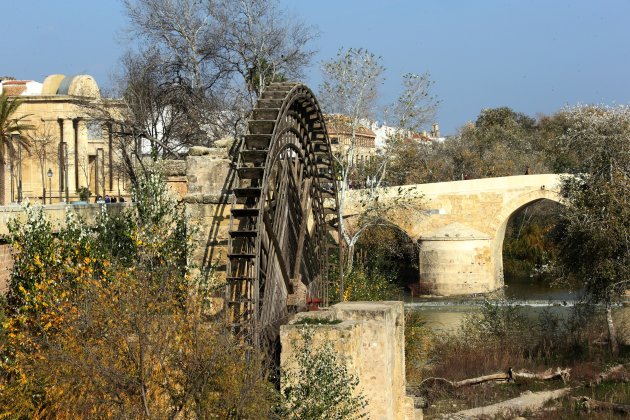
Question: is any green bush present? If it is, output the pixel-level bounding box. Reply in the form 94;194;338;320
334;265;401;302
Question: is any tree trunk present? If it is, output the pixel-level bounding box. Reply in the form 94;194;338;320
346;242;355;273
421;367;571;389
41;168;46;204
606;304;619;356
0;159;4;205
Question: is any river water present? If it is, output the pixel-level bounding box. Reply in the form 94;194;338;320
404;274;582;333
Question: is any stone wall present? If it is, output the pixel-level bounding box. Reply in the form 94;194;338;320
0;243;13;294
181;147;235;311
280;301;416;420
419;223;495;295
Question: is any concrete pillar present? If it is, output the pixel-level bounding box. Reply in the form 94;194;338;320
418;223;497;296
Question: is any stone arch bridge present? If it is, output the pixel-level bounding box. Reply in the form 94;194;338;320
344;174;566;296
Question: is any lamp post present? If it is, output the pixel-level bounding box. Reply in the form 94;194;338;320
47;168;53;205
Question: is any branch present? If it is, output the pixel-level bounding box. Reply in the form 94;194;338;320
573;396;630;415
420;367;571;389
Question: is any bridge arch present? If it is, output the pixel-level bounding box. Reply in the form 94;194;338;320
490;188;564;288
352;222;419;289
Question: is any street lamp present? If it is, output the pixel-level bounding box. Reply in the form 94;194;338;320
47;168;53;205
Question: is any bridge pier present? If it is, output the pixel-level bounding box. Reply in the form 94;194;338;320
418;223;500;296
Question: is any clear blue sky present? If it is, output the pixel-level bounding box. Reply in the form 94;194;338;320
3;0;630;135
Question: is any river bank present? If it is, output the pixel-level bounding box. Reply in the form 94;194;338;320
403;279;630;419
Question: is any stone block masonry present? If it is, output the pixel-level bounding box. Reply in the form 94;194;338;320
182;147;236;312
343;174;565;295
280;301;416;420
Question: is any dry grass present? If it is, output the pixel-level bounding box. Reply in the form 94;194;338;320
410;304;630;419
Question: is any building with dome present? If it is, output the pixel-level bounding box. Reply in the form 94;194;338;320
0;74;128;204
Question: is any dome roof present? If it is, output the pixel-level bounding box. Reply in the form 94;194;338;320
42;74;100;98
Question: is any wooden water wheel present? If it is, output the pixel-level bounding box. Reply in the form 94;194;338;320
226;82;340;349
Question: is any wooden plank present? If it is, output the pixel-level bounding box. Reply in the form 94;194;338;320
263;211;293;292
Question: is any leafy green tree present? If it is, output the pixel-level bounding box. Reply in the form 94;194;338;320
382;138;452;185
503;201;562;278
443;107;546;180
536;110;598;173
334;266;401;302
555;105;630;355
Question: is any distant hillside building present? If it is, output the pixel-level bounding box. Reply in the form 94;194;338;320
0;74;127;204
325;114;377;164
371;121;445;147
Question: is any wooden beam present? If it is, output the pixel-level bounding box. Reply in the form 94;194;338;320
292;177;313;279
263;211;293;292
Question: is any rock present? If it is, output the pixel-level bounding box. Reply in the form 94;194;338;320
188;146;212;156
162;159;186;176
214;136;234;148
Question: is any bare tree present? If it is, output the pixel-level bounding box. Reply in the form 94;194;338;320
123;0;219;92
388;73;439;134
381;73;441;185
320;48;384;270
120;0;318;153
320;48;437;271
76;153;94;199
26;122;58;202
213;0;318;103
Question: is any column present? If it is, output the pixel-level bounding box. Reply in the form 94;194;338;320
63;118;76;196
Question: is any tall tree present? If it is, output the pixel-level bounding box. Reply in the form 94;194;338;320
213;0;317;103
444;107;544;180
320;49;436;272
555;104;630;355
120;0;317;153
0;93;31;204
381;73;441;185
319;47;384;272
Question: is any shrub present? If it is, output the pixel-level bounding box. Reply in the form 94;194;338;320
77;186;90;201
334;265;401;302
0;166;273;418
404;310;433;387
